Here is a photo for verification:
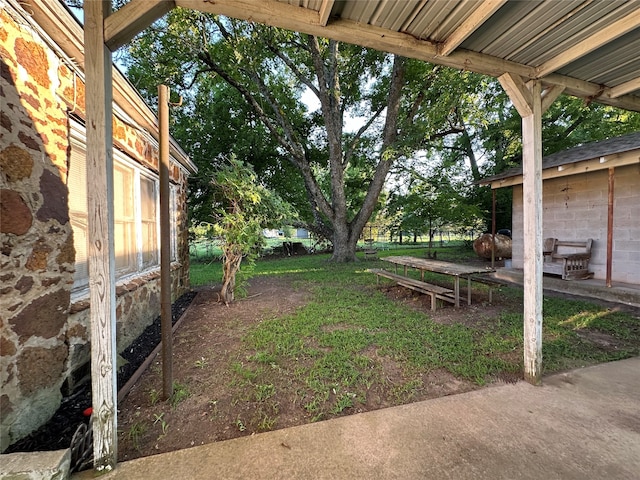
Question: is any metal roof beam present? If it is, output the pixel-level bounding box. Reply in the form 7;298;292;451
536;11;640;78
176;0;533;76
543;73;640;111
175;0;640;112
608;77;640;99
437;0;507;56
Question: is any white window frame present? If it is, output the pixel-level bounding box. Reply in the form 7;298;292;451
170;185;178;262
68;121;161;294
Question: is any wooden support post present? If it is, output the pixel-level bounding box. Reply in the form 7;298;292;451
491;188;496;269
84;0;118;471
606;167;614;288
159;85;173;400
499;74;544;385
521;81;544;385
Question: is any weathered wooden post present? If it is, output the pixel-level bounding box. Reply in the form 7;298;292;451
498;75;564;385
84;0;118;471
607;168;614;288
159;85;173;400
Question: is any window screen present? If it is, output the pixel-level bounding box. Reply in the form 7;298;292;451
68;133;161;292
140;175;158;268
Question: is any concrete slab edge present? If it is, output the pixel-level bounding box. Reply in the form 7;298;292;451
0;449;70;480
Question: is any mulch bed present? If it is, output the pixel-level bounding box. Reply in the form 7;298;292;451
5;290;197;454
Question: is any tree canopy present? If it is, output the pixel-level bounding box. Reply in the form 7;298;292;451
117;7;640;256
123;11;499;260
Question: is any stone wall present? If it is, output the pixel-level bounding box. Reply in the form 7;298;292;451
1;4;191;451
511;163;640;284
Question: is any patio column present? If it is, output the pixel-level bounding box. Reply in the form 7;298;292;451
498;76;562;385
520;82;543;385
84;0;118;471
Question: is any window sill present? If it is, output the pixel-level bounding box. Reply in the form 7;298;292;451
70;261;183;314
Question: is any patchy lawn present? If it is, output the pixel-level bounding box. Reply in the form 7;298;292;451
117;250;640;461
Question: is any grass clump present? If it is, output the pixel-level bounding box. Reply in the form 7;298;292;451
170;381;190;409
190;245;640;424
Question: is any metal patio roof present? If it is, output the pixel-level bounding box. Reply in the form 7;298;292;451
125;0;640;113
65;1;640;467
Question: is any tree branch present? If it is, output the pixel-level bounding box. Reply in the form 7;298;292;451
264;42;320;98
350;55;407;237
197;50;305;162
244;67;306;158
343;103;386;166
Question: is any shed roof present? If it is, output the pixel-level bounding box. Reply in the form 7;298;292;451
480;131;640;187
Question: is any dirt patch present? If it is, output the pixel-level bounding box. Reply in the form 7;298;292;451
380;283;517;327
117;276;316;460
575;330;622;351
116;275;489;461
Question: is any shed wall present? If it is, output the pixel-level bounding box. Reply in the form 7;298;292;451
511;163;640;284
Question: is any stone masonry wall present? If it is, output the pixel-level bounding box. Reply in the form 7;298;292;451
511;163;640;284
1;7;74;451
0;5;191;451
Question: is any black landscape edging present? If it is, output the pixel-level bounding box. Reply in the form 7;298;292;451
5;290;198;454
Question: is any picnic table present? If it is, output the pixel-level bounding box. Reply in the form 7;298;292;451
381;256;495;307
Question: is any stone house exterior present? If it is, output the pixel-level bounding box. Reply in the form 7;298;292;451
482;132;640;285
0;0;196;450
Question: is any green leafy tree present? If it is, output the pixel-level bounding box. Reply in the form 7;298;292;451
119;8;640;258
211;157;292;303
386;164;482;250
404;75;640;232
123;12;477;262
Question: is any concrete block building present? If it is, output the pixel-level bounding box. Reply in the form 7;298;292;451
482;132;640;285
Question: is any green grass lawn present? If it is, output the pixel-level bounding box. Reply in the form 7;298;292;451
187;246;640;420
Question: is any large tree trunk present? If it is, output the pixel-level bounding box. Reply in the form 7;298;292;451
203;31;407;263
220;250;242;304
324;55;407;261
330;227;358;262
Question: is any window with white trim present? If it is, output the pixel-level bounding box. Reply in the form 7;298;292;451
68;127;161;291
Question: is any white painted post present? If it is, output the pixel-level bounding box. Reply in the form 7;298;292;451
84;0;118;471
521;81;544;385
498;74;545;385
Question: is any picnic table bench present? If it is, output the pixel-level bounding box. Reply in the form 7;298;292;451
543;238;593;280
368;268;455;311
380;256;495;307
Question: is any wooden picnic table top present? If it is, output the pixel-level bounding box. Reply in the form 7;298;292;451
382;256;495;277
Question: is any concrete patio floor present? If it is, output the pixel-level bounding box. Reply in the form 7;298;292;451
73;356;640;480
494;268;640;309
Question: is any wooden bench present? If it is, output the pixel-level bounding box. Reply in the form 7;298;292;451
543;238;593;280
368;268;455;311
364;249;378;260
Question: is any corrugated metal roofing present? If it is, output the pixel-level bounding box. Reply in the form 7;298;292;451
270;0;640;109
